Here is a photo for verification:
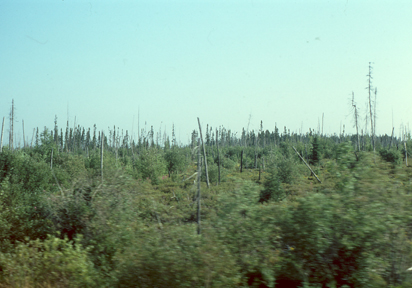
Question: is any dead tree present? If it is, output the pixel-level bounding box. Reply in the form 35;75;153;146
216;129;221;185
352;92;360;151
197;118;209;188
367;62;375;151
197;139;202;235
293;146;321;183
0;117;4;152
9;99;14;151
22;120;25;148
101;132;104;182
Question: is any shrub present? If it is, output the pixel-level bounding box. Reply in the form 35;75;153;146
114;226;240;288
137;148;167;184
379;148;401;164
0;235;96;287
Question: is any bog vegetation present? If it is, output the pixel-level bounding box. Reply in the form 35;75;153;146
0;117;412;288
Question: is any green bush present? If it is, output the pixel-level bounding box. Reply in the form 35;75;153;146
137;148;167;184
0;235;96;287
215;180;281;287
164;147;187;177
114;226;240;288
379;148;401;164
221;157;236;170
0;175;54;248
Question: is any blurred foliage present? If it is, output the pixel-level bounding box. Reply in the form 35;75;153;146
0;235;95;287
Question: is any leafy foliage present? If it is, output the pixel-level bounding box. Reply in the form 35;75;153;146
0;235;96;287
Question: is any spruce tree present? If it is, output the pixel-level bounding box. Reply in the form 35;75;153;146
259;168;284;203
310;135;321;165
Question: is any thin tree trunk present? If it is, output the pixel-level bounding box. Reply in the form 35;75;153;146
197;118;209;188
352;92;360;151
322;113;324;136
31;128;35;148
22;120;25;148
51;148;53;169
374;88;377;151
389;127;394;149
292;146;321;183
368;63;375;151
10;99;14;151
405;142;408;167
0;117;4;152
361;129;364;151
101;132;104;182
216;129;221;185
240;150;243;173
197;139;201;235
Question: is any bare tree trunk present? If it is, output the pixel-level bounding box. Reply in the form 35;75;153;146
216;129;221;185
240;150;243;173
405;142;408;167
197;118;209;188
389;127;394;149
101;132;104;182
322;113;324;136
22;120;25;148
51;148;53;169
0;117;4;152
352;92;360;151
292;146;321;183
374;88;377;151
368;62;375;151
10;99;14;151
31;128;35;148
197;139;201;235
262;156;265;170
361;129;364;151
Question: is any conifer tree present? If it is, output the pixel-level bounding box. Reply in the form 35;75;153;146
35;127;39;147
9;99;14;151
60;128;63;151
54;115;58;146
92;124;97;149
259;167;283;202
0;117;4;152
310;135;320;165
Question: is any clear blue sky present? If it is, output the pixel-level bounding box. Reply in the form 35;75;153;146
1;0;411;146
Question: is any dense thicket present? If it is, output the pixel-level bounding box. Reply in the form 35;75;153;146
0;121;411;288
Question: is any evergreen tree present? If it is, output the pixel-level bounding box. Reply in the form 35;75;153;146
259;168;284;202
310;135;321;165
92;124;97;149
274;124;280;146
35;127;39;147
60;128;63;151
54;115;58;146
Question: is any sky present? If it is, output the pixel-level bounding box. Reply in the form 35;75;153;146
1;0;411;146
